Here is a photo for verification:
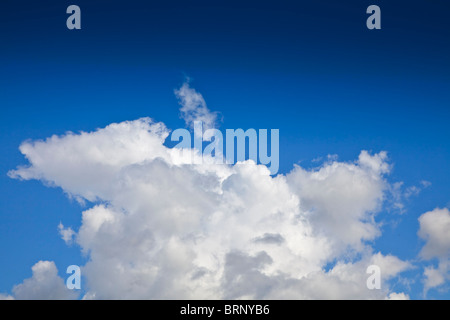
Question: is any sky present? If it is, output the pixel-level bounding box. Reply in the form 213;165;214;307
0;0;449;299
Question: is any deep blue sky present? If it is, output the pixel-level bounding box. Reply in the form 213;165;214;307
0;0;449;299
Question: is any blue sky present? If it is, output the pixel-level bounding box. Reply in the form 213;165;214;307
0;0;449;299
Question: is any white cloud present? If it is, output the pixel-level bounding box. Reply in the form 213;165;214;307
386;292;409;300
287;151;389;254
11;261;78;300
175;81;218;133
418;208;450;260
387;179;431;215
7;84;413;299
221;251;410;300
8;118;170;202
58;223;75;245
418;208;450;294
423;265;446;290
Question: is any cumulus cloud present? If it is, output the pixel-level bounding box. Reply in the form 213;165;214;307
7;83;413;299
11;261;78;300
8;118;170;202
222;251;410;300
418;208;450;260
287;150;389;254
418;208;450;293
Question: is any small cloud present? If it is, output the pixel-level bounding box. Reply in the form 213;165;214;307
386;292;410;300
326;154;339;162
388;180;431;214
404;186;421;199
12;261;78;300
175;81;219;133
420;180;432;188
58;223;75;245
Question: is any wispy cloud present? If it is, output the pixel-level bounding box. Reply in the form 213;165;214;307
175;81;219;134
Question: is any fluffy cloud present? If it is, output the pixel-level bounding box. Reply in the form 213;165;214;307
418;208;450;260
287;151;389;254
8;118;170;203
222;251;410;300
11;261;78;300
418;208;450;293
7;83;412;299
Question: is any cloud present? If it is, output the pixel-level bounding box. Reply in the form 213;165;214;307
418;208;450;260
58;223;75;245
418;208;450;294
11;261;78;300
386;292;409;300
423;265;446;290
222;251;410;300
7;83;413;299
8;118;170;202
287;150;389;254
0;294;14;300
388;180;432;214
175;81;219;133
